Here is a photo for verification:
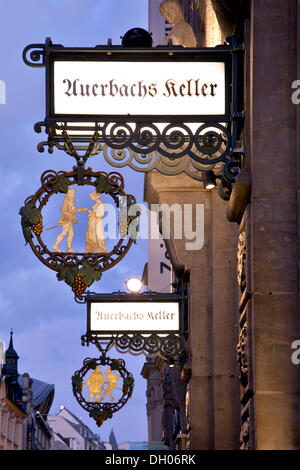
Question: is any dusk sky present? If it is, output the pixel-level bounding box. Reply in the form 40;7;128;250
0;0;151;444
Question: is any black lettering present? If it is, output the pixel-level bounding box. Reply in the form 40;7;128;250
109;79;118;96
186;79;193;97
119;84;129;97
92;84;98;96
210;83;218;96
160;261;171;274
72;78;80;96
79;83;85;96
130;83;137;96
63;79;72;96
201;83;208;96
138;81;147;98
164;79;177;97
179;83;186;96
100;84;108;96
148;82;157;97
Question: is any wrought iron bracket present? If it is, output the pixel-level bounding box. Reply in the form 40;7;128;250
23;38;245;192
82;290;189;368
81;332;188;368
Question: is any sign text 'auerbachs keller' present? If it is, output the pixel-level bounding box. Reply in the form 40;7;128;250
89;301;180;333
54;60;226;117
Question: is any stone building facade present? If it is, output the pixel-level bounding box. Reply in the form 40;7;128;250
0;378;25;450
0;333;54;450
143;0;300;450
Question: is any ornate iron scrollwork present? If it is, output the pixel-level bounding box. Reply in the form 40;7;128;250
23;38;244;193
34;120;232;165
72;354;134;427
19;168;138;298
22;43;46;67
81;332;187;365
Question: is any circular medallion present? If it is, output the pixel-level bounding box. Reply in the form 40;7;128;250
20;167;140;298
71;355;134;427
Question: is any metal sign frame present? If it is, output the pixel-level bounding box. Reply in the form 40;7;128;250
24;39;232;123
22;38;244;188
49;50;231;123
81;291;188;363
86;291;185;336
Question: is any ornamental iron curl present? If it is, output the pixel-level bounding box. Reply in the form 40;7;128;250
22;43;46;67
19;168;138;298
72;354;134;427
23;39;244;191
35;120;233;167
81;332;186;363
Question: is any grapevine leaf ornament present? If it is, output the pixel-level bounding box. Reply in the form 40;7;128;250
80;262;102;286
20;201;43;244
19;200;40;225
72;354;135;427
95;174;114;194
71;375;83;394
20;168;138;299
56;265;77;285
22;226;32;244
51;174;70;194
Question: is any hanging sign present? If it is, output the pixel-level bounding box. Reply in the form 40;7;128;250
86;292;183;334
90;301;179;332
54;60;226;117
23;40;238;167
19;168;140;299
72;355;134;427
23;41;232;122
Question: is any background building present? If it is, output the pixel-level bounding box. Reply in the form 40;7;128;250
0;335;26;450
0;332;54;450
143;0;300;450
47;405;105;450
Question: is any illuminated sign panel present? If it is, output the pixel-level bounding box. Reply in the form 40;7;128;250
88;299;180;333
53;60;226;117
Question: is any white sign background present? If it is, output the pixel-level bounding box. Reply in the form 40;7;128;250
54;61;225;116
90;301;179;332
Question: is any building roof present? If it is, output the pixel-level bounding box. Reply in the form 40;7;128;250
48;407;105;450
32;378;55;408
57;406;99;438
5;331;19;359
58;406;104;441
109;429;119;450
17;376;55;413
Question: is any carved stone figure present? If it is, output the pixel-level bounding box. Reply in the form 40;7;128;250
161;367;175;448
240;416;250;450
161;365;187;449
237;230;246;291
159;0;197;47
236;322;248;387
